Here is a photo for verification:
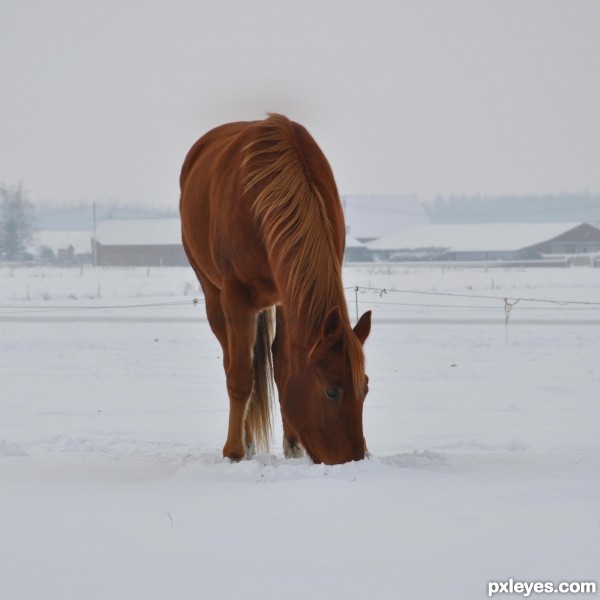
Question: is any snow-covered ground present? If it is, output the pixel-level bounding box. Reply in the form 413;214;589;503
1;265;599;599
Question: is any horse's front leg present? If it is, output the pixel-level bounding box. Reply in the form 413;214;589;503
221;287;257;461
272;306;304;459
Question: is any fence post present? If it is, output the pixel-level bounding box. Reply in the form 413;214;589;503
504;298;520;344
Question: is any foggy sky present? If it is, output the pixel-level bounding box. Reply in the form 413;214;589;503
2;0;599;208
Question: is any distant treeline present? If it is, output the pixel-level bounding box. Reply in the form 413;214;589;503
426;192;600;225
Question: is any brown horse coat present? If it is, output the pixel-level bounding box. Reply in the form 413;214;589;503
180;114;371;464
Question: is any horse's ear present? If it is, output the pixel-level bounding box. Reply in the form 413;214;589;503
353;310;371;345
321;306;344;346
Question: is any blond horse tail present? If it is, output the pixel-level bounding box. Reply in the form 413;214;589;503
247;308;275;452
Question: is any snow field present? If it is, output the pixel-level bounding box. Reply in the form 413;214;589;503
1;265;599;599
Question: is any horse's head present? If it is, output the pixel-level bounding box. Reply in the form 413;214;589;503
281;308;371;465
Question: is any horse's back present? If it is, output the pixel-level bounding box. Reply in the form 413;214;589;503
180;115;344;301
180;121;249;191
180;119;276;295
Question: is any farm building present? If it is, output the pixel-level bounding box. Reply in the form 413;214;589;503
93;219;188;266
344;234;369;262
93;218;373;266
367;222;600;263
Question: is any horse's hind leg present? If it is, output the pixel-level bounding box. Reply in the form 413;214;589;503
244;420;256;459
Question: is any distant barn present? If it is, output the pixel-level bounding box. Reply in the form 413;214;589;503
93;219;187;266
367;222;600;264
344;234;369;262
93;218;374;266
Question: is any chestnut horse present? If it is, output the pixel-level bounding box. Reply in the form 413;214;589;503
180;114;371;465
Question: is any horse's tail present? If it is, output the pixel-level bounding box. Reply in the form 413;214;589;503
247;308;275;452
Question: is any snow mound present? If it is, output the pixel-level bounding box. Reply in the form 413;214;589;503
177;448;450;482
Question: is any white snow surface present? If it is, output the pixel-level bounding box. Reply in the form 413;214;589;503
1;265;600;599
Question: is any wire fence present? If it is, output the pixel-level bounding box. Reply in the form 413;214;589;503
2;285;600;321
347;285;600;318
342;285;600;341
0;298;203;317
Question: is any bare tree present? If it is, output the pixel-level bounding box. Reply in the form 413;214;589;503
0;183;37;261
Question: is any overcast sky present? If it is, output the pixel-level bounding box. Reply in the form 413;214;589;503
2;0;599;208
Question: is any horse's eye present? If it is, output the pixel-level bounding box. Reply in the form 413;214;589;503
325;387;342;401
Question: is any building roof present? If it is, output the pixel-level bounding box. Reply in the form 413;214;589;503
366;223;586;252
342;195;429;240
345;234;365;249
95;219;182;246
95;218;369;250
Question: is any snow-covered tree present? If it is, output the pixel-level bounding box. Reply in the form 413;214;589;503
0;184;37;260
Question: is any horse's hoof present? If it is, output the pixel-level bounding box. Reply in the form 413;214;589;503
224;453;244;462
223;442;245;462
283;437;305;459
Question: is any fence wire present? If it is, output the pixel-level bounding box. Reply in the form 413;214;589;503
0;298;204;316
2;284;600;319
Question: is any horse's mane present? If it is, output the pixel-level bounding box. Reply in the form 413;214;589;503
242;114;365;394
243;114;344;329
